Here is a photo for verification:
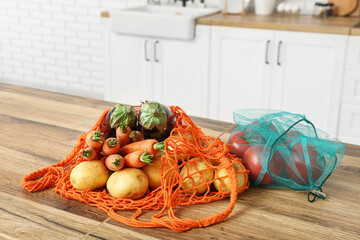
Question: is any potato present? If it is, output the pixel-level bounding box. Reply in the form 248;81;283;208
142;151;179;189
214;162;247;193
168;131;196;161
107;168;149;199
180;157;214;195
70;160;109;190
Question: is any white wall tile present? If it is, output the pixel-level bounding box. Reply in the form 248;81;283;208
76;0;100;8
41;4;64;12
29;11;52;19
34;56;56;65
43;35;65;44
55;44;77;52
56;59;79;68
22;48;44;56
46;65;67;74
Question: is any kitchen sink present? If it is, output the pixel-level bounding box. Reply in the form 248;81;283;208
109;5;220;40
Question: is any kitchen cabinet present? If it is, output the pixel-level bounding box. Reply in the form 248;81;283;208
209;27;274;121
339;36;360;145
106;33;152;105
152;26;210;117
105;26;211;118
271;31;347;137
209;26;347;137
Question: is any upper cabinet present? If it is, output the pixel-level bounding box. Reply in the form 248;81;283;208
209;27;275;122
208;26;347;136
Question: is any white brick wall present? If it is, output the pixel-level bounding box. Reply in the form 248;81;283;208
0;0;320;99
0;0;146;99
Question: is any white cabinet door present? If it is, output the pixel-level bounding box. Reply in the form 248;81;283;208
106;33;153;105
209;26;274;122
345;36;360;70
271;31;347;136
153;25;211;118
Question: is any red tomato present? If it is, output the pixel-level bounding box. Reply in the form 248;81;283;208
228;131;250;158
285;142;324;185
243;146;284;185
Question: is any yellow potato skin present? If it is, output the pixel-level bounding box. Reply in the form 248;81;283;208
70;160;109;191
180;158;214;195
168;131;196;161
107;168;149;199
142;152;179;189
214;162;247;192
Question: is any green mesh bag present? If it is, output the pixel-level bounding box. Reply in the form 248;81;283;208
228;109;345;201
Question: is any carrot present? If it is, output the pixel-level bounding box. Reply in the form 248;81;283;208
101;138;121;156
85;130;104;150
124;150;153;168
80;148;99;161
105;154;124;171
116;126;131;146
129;131;144;142
118;139;164;156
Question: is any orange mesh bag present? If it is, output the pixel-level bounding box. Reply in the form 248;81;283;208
21;106;249;232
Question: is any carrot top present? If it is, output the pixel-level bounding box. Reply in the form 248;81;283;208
113;156;122;167
81;149;92;158
92;130;104;142
140;149;153;164
129;131;137;139
153;142;165;151
108;138;118;148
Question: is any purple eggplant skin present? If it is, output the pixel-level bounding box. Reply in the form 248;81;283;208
101;106;115;132
138;103;175;141
141;122;175;141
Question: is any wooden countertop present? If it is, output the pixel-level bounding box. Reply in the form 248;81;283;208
197;13;360;35
351;26;360;36
1;83;359;239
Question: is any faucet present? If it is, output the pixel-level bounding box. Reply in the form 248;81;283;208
148;0;161;5
175;0;194;7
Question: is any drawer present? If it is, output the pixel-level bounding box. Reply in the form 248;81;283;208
338;104;360;145
342;71;360;105
346;36;360;70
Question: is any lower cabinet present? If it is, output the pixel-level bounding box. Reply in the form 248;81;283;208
209;26;347;138
271;31;347;137
209;27;274;122
152;25;211;118
106;25;211;118
106;23;356;143
339;36;360;145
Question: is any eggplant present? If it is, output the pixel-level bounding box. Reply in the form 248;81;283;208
138;101;175;141
103;104;137;130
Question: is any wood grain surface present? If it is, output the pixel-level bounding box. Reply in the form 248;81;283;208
351;26;360;35
196;13;360;35
329;0;358;16
0;83;359;240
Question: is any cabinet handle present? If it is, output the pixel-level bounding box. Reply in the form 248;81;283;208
144;40;150;62
265;40;270;65
154;40;159;63
277;41;283;66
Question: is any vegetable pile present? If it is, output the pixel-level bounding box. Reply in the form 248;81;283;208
21;102;249;232
70;101;249;201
